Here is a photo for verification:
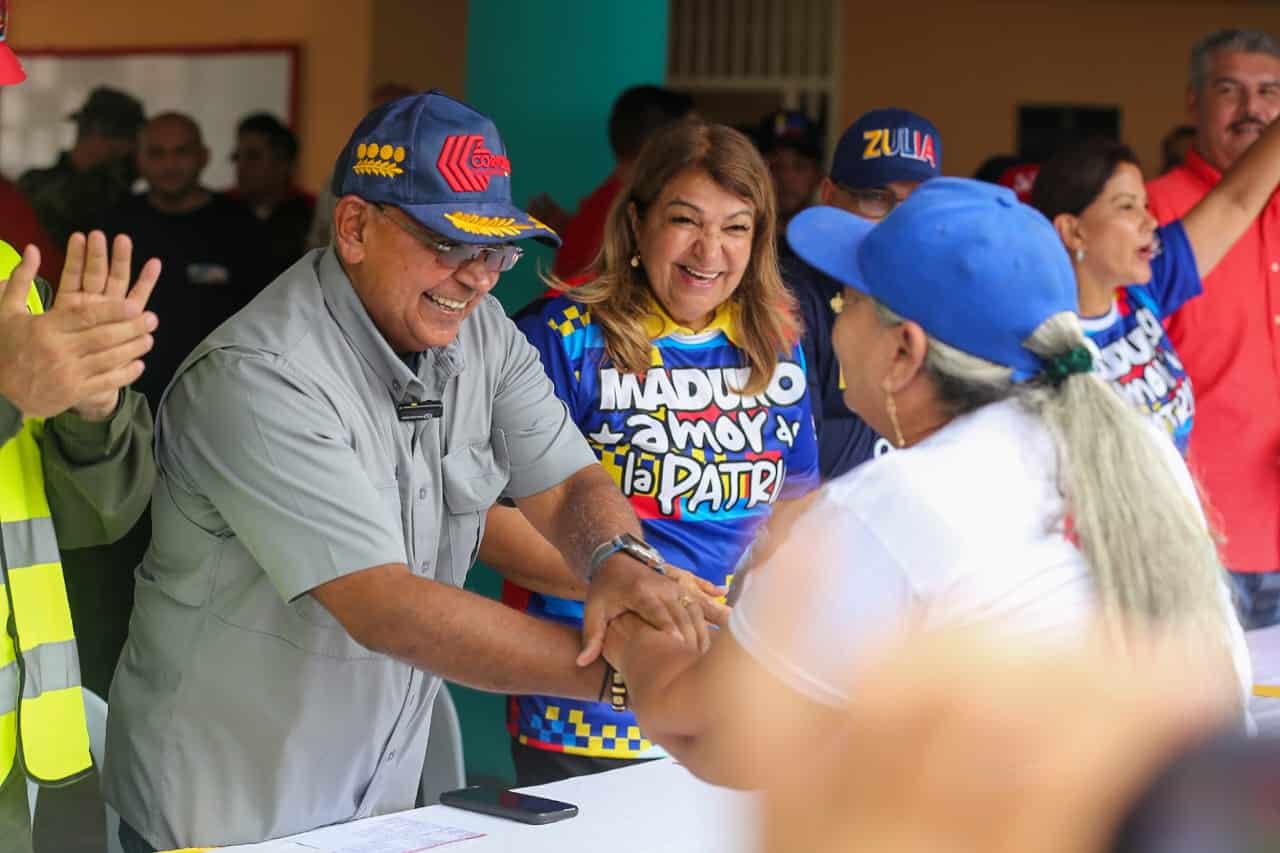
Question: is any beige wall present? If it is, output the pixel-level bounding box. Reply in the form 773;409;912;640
9;0;468;191
371;0;467;99
840;0;1280;177
11;0;376;191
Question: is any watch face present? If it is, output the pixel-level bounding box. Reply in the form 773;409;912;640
622;536;661;565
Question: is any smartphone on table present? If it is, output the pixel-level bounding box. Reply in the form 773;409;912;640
438;785;578;825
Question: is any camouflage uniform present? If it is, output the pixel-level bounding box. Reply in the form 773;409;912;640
18;152;134;248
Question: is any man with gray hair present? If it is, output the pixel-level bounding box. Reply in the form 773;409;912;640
1147;29;1280;629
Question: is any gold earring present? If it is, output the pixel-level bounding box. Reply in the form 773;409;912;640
630;254;640;268
886;391;906;448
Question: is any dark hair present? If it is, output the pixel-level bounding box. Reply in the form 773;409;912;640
608;85;695;161
1030;137;1141;219
973;154;1023;184
1160;125;1196;174
237;112;299;162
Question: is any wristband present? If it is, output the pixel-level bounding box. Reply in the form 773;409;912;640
603;664;629;712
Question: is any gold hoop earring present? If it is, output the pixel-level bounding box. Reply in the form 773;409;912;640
630;254;640;268
886;391;906;448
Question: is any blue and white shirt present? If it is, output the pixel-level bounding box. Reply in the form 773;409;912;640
507;295;820;759
1081;221;1200;455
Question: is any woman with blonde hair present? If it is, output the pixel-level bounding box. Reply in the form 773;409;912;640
479;118;820;785
600;178;1250;788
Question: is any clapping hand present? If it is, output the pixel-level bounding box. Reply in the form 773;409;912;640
0;232;160;422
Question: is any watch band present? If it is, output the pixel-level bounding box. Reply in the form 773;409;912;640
588;533;667;579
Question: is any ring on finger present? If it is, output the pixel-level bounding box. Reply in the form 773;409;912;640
677;593;693;607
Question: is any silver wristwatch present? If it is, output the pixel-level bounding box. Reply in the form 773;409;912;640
589;533;667;579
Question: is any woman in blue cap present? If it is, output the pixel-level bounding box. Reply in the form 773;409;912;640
598;178;1250;788
1030;117;1280;456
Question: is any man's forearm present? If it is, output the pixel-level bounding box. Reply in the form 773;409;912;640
42;389;155;547
520;464;643;581
332;566;605;699
479;505;587;600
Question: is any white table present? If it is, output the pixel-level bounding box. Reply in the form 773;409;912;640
216;758;758;853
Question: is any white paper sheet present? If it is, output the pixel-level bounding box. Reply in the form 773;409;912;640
210;813;482;853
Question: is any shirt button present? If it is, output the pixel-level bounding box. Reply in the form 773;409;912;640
418;487;427;500
392;380;402;392
386;750;396;761
1272;262;1280;273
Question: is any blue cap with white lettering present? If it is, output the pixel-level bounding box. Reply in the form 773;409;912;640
333;89;559;246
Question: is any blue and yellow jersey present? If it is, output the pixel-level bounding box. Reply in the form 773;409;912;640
1079;221;1199;456
507;295;820;759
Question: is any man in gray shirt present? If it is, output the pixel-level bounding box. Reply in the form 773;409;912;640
106;91;712;851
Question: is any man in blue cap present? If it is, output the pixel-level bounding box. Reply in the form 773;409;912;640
785;107;943;480
105;91;712;852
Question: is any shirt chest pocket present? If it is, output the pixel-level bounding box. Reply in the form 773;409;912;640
439;441;509;585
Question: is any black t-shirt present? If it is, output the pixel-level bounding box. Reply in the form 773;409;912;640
783;255;885;479
241;192;316;282
99;192;273;411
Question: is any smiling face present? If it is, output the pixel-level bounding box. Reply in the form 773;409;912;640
337;198;499;352
1190;49;1280;172
1073;162;1158;296
631;167;756;331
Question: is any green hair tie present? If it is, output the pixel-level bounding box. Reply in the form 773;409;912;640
1043;346;1094;384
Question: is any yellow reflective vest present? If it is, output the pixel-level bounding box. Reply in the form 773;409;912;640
0;239;92;786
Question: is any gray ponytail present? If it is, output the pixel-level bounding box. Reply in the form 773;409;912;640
875;303;1234;657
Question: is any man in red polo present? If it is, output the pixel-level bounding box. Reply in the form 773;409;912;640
1147;29;1280;628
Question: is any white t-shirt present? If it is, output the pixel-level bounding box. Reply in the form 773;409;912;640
730;398;1252;708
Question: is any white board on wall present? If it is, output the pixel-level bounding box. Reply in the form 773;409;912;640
0;46;297;190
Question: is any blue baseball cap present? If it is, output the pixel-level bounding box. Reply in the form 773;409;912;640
333;90;559;246
786;178;1077;380
756;109;822;162
831;108;942;189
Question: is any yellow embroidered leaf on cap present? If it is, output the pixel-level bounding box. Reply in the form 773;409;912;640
444;212;533;238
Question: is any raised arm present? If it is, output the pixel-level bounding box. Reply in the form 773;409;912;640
1181;116;1280;276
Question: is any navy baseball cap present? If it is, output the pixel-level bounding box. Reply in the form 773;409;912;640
756;109;822;162
787;178;1077;381
831;108;942;189
333;90;559;247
